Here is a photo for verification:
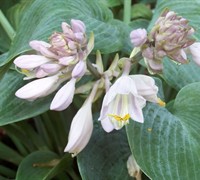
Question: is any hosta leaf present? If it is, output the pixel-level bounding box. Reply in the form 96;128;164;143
77;121;132;180
163;58;200;90
3;0;125;66
0;70;52;126
16;151;59;180
127;82;200;179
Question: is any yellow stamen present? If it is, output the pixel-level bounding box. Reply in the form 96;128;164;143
157;98;166;107
21;69;29;74
108;113;130;122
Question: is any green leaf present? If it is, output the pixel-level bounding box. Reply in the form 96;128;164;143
77;119;132;180
101;0;122;7
112;18;149;54
126;82;200;179
16;151;59;180
131;3;153;20
0;70;52;126
0;141;23;165
4;0;125;66
163;58;200;90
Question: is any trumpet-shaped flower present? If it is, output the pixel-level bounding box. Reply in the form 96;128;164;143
15;75;60;101
64;99;93;157
99;75;161;132
99;75;146;132
50;78;76;111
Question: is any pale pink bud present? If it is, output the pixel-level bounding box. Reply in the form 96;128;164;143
142;47;153;59
40;63;62;74
74;32;85;43
72;60;86;78
29;40;51;49
71;19;86;33
50;33;66;47
68;41;77;50
59;56;76;66
14;55;51;69
130;28;147;47
35;68;48;78
61;22;72;34
50;78;76;111
29;40;58;59
64;99;93;157
15;75;60;101
189;42;200;66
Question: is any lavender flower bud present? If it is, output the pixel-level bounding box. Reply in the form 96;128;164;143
130;28;147;47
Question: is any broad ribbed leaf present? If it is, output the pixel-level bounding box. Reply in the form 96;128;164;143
16;151;59;180
0;70;52;126
127;82;200;179
78;121;132;180
163;58;200;90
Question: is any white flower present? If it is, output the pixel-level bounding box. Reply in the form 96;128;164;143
99;75;163;132
15;75;60;101
127;155;141;179
188;42;200;66
64;100;93;157
99;75;146;132
50;78;76;111
130;75;158;102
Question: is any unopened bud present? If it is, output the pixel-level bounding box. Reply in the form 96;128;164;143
72;60;86;78
130;28;147;47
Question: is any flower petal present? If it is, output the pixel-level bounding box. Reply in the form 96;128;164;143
14;55;51;69
64;102;93;156
40;63;62;74
15;75;59;101
100;117;115;133
189;42;200;66
129;95;145;123
130;75;158;102
29;40;58;59
50;78;76;111
72;60;86;78
71;19;86;33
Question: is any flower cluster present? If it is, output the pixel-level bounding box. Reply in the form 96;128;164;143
130;9;200;73
14;19;94;111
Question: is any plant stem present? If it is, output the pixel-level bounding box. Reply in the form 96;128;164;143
0;10;15;40
123;0;131;24
86;60;101;79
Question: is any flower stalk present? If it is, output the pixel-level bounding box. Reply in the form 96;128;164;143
123;0;132;24
0;10;15;40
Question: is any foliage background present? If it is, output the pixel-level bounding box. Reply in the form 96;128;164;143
0;0;200;179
